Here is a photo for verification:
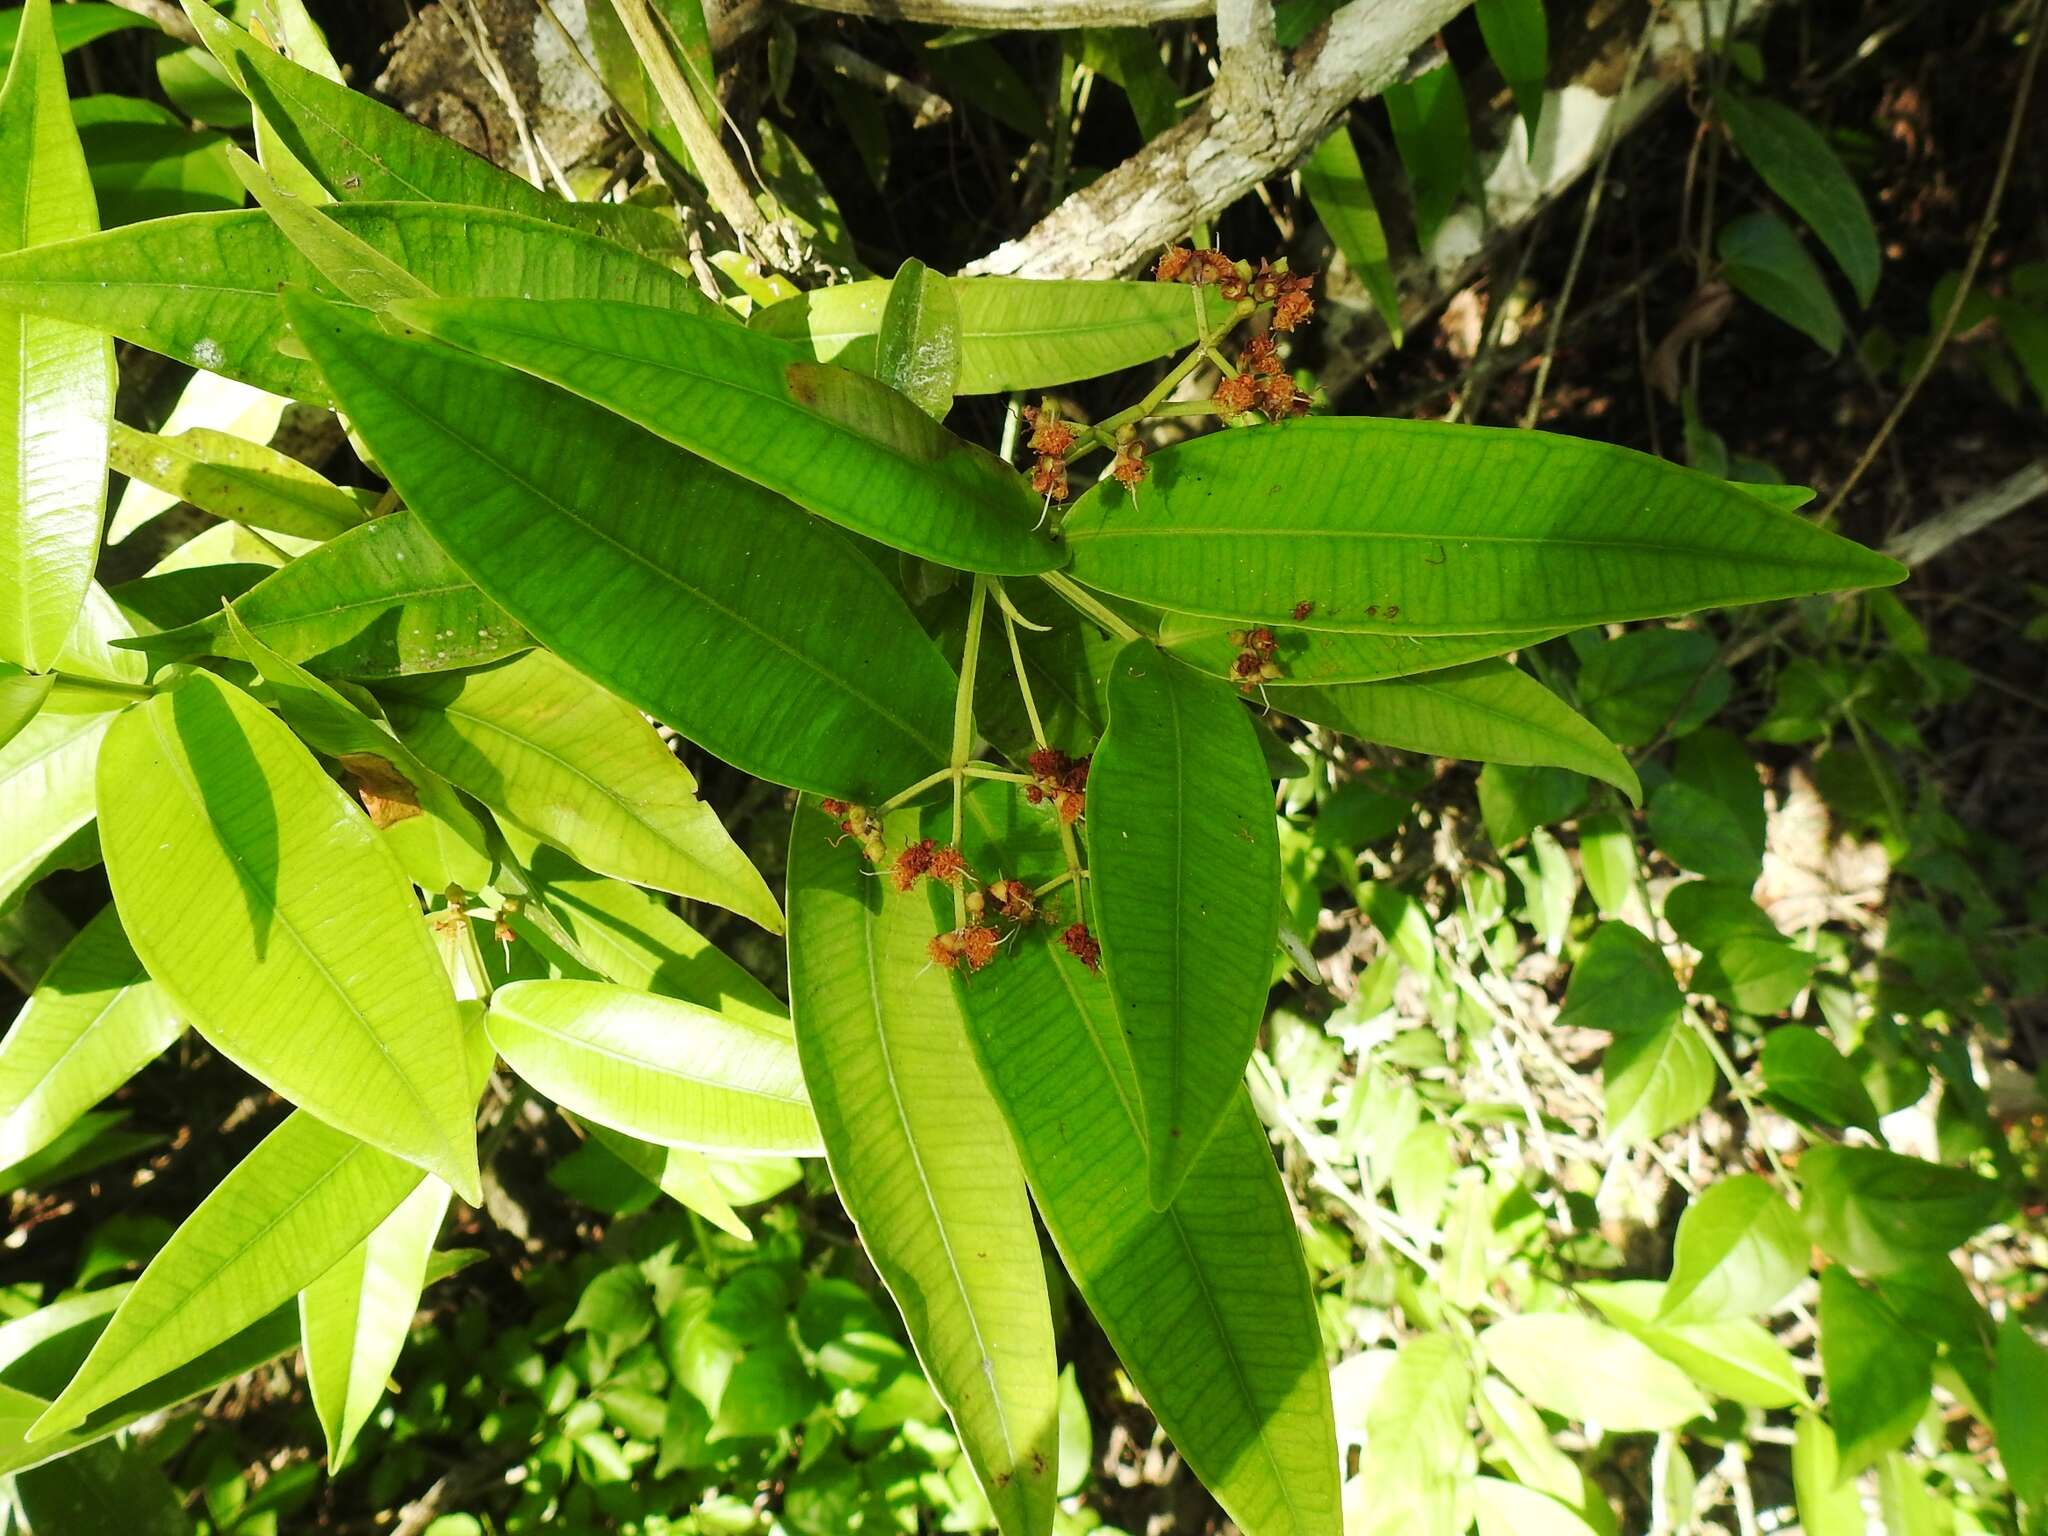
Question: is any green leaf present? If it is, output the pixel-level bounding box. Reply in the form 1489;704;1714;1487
1798;1144;2003;1275
1088;643;1281;1208
1646;727;1763;883
0;662;53;750
1300;125;1402;345
1;0;112;673
97;670;480;1196
1792;1414;1866;1536
1996;1317;2048;1510
0;5;154;64
1659;1173;1808;1324
1576;627;1730;748
938;783;1339;1536
109;421;370;542
1877;1454;1953;1536
752;275;1209;393
1283;659;1639;801
301;1176;450;1470
284;293;955;801
875;257;961;422
120;512;531;681
582;1122;751;1240
1351;1334;1472;1536
1474;1479;1598;1536
1578;813;1637;918
1581;1280;1807;1409
13;1438;193;1535
30;1109;431;1440
1719;211;1845;354
0;905;181;1170
179;0;679;255
380;650;781;933
220;603;492;893
1478;763;1585;848
392;295;1060;576
1479;1312;1710;1431
1158;612;1555;687
485;979;821;1156
0;700;112;914
73;95;240;228
1384;62;1469;250
1759;1026;1880;1131
1559;923;1711;1146
0;202;707;404
1665;880;1811;1016
1475;0;1548;140
1062;420;1903;635
1717;91;1880;305
1818;1266;1930;1474
786;803;1058;1536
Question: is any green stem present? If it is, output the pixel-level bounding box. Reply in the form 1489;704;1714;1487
50;672;156;703
1040;571;1142;643
879;766;952;813
1685;1010;1789;1184
949;578;990;925
1000;598;1048;747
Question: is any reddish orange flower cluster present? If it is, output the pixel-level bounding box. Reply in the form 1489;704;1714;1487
820;797;886;863
1154;245;1242;294
1155;249;1316;331
1238;335;1314;421
1250;260;1317;330
929;924;1001;972
982;878;1038;924
1026;748;1091;825
1060;922;1102;970
892;838;970;893
1228;626;1282;690
1109;425;1147;491
1024;402;1074;503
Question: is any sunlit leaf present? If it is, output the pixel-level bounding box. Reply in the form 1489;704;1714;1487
1384;61;1469;250
1799;1144;2003;1275
1658;1173;1807;1324
875;257;961;421
1818;1266;1930;1475
0;698;112;912
1582;1279;1807;1409
1301;124;1402;344
1474;0;1547;140
109;421;371;543
1480;1312;1709;1431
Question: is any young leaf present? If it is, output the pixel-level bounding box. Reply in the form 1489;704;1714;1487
1759;1026;1880;1131
0;905;181;1170
1383;61;1469;251
380;651;782;933
1299;125;1402;345
285;293;956;801
110;422;371;543
1159;613;1556;687
1088;642;1281;1208
1282;659;1639;802
875;257;962;422
1719;211;1846;354
787;804;1059;1536
1791;1414;1866;1536
939;785;1339;1536
1818;1266;1931;1475
1658;1173;1808;1324
220;604;492;893
96;670;480;1198
1479;1312;1710;1431
300;1177;451;1470
1062;420;1904;635
1582;1280;1807;1409
0;700;112;913
1473;1479;1599;1536
1996;1317;2048;1511
1665;880;1812;1015
121;512;530;681
1;0;112;673
1717;91;1880;305
29;1110;430;1440
1798;1144;2003;1275
753;275;1209;393
178;0;678;255
485;979;822;1156
392;296;1061;576
1475;0;1548;141
0;202;709;404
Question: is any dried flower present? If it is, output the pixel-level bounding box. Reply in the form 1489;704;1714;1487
1154;246;1194;283
1213;373;1258;416
928;845;969;886
891;838;935;892
1061;923;1102;970
1272;270;1316;331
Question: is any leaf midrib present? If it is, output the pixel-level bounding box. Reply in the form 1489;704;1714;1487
493;1009;810;1109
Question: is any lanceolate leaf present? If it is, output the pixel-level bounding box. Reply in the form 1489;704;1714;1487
119;512;531;681
300;1176;451;1470
286;293;956;801
753;275;1210;393
876;257;962;422
0;699;111;912
583;1122;752;1241
221;605;492;893
1281;659;1640;801
96;670;480;1197
1158;612;1555;687
30;1109;429;1440
179;0;680;256
0;203;707;404
1383;62;1469;251
0;905;181;1170
381;651;782;933
1717;91;1880;306
0;663;53;750
109;421;372;543
788;803;1060;1536
1300;124;1403;346
486;980;821;1156
394;296;1061;576
1062;419;1904;634
1474;0;1548;140
1;0;112;673
1719;211;1846;355
939;786;1339;1536
1087;642;1280;1208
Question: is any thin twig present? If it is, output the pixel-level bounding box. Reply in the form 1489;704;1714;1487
808;41;953;128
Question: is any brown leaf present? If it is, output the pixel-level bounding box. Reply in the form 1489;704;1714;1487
1648;281;1735;401
337;752;422;828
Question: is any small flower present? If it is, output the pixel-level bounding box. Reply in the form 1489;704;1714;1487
1154;246;1195;283
1023;402;1075;458
930;925;1001;972
826;800;888;863
1255;372;1311;421
984;878;1037;924
1213;373;1258;417
1239;334;1284;378
1272;271;1316;331
818;798;849;818
928;845;969;887
1027;748;1090;824
1060;923;1102;970
891;838;935;892
1030;453;1070;503
1110;430;1147;490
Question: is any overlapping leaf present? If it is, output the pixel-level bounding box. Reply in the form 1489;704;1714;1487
286;293;955;800
1062;419;1904;634
0;698;112;912
787;803;1058;1536
110;420;370;543
1158;612;1555;687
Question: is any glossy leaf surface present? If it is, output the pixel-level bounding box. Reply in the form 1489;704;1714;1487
1087;642;1280;1207
109;421;370;543
875;257;961;421
787;803;1058;1536
1063;419;1903;634
96;669;479;1196
1798;1144;2002;1275
0;699;110;913
1158;612;1555;687
1301;124;1402;344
